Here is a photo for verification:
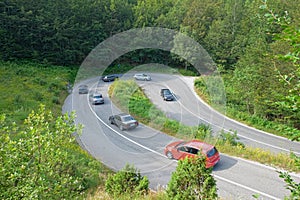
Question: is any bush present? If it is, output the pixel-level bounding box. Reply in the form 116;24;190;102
0;106;105;199
217;130;245;148
194;124;213;140
167;155;218;200
105;164;149;198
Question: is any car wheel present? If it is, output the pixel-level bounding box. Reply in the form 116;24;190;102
110;118;114;124
166;151;173;159
120;125;124;131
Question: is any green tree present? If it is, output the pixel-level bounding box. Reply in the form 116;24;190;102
0;105;102;199
180;0;221;43
133;0;174;27
105;164;149;198
167;155;218;200
203;0;246;68
261;1;300;198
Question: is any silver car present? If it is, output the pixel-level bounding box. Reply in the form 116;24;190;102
133;73;151;81
109;113;139;130
89;92;104;104
78;85;88;94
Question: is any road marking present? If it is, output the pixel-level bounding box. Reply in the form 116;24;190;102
214;174;281;200
87;83;165;158
82;80;283;200
166;75;300;155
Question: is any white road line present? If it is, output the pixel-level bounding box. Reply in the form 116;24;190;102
166;75;300;155
214;174;280;200
87;83;164;158
84;80;281;200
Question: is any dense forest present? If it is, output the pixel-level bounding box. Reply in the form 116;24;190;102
0;0;299;131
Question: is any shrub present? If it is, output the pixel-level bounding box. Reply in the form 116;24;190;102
0;106;104;199
217;130;245;148
194;124;213;140
167;155;218;200
105;164;149;198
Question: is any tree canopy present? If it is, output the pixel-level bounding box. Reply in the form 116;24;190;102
1;0;299;136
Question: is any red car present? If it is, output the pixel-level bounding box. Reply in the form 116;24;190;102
164;139;220;168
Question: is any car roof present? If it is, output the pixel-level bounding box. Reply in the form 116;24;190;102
118;113;131;117
92;92;102;96
185;140;214;151
135;73;147;76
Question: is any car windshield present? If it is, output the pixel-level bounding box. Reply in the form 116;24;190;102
94;95;102;98
163;90;171;95
175;141;186;148
206;147;218;158
123;116;134;121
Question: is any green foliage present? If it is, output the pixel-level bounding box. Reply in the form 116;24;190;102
194;124;213;140
103;64;135;76
105;164;149;198
110;79;300;172
0;0;135;65
166;155;218;200
0;105;105;199
260;1;300;198
279;171;300;199
178;68;198;76
109;79;200;138
0;61;77;124
217;130;245;148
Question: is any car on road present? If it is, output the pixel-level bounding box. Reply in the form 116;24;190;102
164;139;220;168
133;73;151;81
89;92;104;105
78;84;88;94
101;74;118;82
109;113;139;131
160;88;174;101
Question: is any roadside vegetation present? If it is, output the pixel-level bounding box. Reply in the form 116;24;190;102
195;76;300;139
0;105;110;199
108;79;298;172
0;61;113;199
1;0;299;199
1;0;298;138
0;61;77;124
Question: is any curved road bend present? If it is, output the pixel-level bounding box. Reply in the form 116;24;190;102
63;76;300;200
125;73;300;156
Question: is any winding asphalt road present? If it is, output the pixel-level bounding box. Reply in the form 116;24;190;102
63;73;300;200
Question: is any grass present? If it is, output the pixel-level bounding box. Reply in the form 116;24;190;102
2;61;297;199
194;76;300;139
0;60;77;124
0;60;113;198
108;79;299;172
86;186;167;200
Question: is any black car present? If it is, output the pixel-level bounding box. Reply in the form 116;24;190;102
160;88;174;101
109;113;138;130
101;75;118;82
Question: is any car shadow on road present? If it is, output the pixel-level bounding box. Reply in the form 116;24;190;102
212;154;238;171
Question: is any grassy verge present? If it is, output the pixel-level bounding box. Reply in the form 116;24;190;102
86;186;167;200
194;76;300;139
0;60;77;123
0;60;112;198
108;79;298;172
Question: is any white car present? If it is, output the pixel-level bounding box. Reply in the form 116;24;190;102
89;92;104;105
133;73;151;81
